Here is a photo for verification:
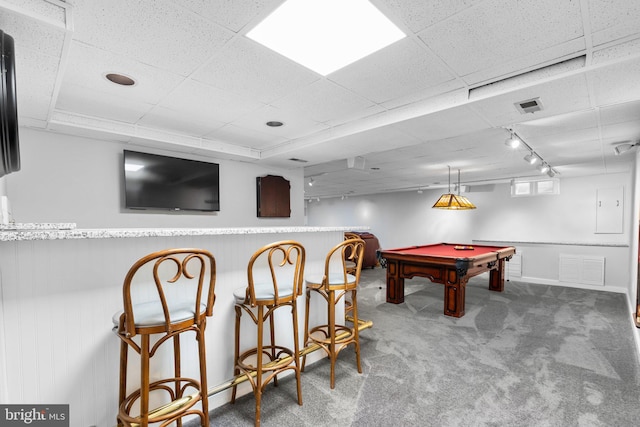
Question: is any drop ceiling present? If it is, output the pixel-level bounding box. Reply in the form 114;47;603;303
2;0;640;199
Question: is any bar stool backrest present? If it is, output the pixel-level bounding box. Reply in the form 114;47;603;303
244;240;305;306
121;248;217;337
322;238;365;291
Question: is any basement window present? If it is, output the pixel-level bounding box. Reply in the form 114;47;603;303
511;178;560;197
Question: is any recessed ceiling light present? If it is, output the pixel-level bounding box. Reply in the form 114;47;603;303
266;121;284;127
247;0;405;76
105;73;136;86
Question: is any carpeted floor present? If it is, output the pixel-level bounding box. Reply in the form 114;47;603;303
201;267;640;426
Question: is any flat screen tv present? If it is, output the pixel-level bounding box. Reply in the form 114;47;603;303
124;150;220;212
0;30;20;178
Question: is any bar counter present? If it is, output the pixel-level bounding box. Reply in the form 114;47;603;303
0;225;368;426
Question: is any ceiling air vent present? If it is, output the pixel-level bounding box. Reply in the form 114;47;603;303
515;97;543;114
468;55;586;100
288;158;308;163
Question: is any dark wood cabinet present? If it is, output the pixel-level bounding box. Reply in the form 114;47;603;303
256;175;290;217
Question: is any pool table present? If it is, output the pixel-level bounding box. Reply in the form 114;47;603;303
379;243;516;317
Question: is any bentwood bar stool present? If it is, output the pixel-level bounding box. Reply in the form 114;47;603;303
343;232;362;316
303;238;365;389
231;241;305;427
113;248;217;427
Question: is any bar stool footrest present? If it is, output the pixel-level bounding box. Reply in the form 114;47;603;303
237;345;296;372
118;377;203;425
308;325;355;347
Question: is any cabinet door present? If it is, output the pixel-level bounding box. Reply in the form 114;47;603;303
595;187;623;234
257;175;291;217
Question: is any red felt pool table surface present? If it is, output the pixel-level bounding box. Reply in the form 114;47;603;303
379;243;516;317
385;243;511;258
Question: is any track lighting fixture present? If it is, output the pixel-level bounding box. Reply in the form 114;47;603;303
505;128;557;177
308;178;314;186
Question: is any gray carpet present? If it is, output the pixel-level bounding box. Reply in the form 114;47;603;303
201;267;640;426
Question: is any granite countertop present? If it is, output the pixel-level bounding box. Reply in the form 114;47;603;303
0;224;370;242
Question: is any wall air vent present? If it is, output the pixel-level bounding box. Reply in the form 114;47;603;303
515;97;543;114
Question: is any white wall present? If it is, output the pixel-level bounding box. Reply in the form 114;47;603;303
3;128;305;228
306;173;634;293
307;174;632;246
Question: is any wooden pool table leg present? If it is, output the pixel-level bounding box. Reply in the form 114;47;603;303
385;260;404;304
488;259;505;292
444;269;466;317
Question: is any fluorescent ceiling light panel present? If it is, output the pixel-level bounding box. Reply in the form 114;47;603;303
247;0;405;76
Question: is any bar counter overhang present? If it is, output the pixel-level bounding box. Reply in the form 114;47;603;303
0;225;369;426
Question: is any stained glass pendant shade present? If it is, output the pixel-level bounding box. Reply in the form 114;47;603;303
432;168;477;210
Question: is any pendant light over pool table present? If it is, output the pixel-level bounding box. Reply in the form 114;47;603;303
432;166;476;210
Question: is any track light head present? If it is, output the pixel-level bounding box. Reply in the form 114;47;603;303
537;163;549;174
505;133;520;148
524;153;538;164
614;142;637;155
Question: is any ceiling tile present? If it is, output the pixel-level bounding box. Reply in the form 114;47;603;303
0;8;65;57
2;0;67;23
588;0;640;46
329;38;456;104
599;100;640;126
599;121;640;143
391;105;491;142
177;0;283;32
55;82;153;123
157;79;265;125
227;104;329;141
420;0;583;78
191;36;320;104
380;80;466;110
590;58;640;106
61;42;185;105
379;0;485;33
15;49;59;110
137;106;226;137
204;123;288;150
69;0;235;76
592;38;640;65
514;109;600;138
271;80;383;126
